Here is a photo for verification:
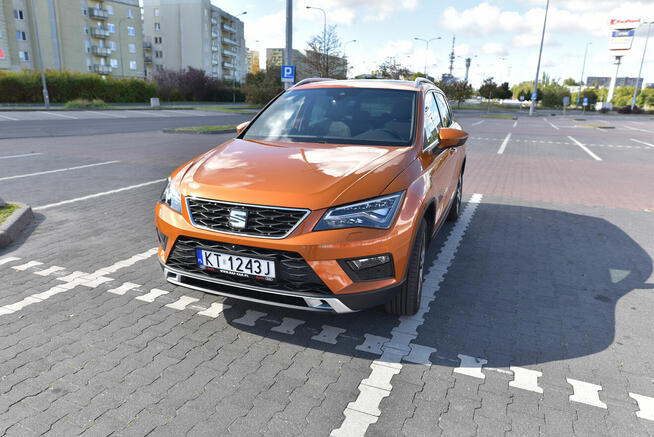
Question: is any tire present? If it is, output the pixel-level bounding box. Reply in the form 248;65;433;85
385;219;426;316
447;171;463;222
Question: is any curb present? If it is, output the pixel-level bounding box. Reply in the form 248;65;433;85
162;128;237;135
0;202;33;248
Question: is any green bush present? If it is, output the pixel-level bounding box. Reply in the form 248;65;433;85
636;88;654;108
0;69;156;103
243;66;284;105
64;98;108;109
611;86;635;107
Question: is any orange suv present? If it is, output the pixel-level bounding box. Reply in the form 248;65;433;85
155;78;468;315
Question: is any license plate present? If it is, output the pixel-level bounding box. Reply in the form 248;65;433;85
196;249;276;281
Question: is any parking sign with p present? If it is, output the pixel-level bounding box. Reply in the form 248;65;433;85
281;65;295;83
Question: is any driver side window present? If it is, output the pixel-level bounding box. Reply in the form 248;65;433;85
423;92;442;149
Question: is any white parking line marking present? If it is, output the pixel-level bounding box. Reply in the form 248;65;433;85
271;317;305;335
355;334;388;355
93;111;127;119
197;302;230;318
12;261;43;271
629;393;654;421
454;354;488;379
135;288;169;303
126;110;168;117
512;120;518;128
0;114;20;121
0;153;43;160
38;111;78;119
107;282;140;295
233;309;267;326
331;194;483;437
312;325;346;344
165;295;200;310
630;138;654;148
34;178;166;210
403;344;437;366
509;366;543;393
497;133;511;154
0;248;157;316
471;120;485;126
34;266;65;276
567;136;602;161
0;160;119;182
567;378;607;409
0;257;21;266
624;125;652;133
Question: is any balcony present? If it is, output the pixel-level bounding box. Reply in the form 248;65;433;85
222;49;236;58
212;59;219;65
91;27;110;38
91;46;111;56
222;62;234;68
211;45;219;52
211;31;219;39
143;41;152;49
93;64;112;75
222;37;238;46
211;17;218;25
222;23;236;33
224;74;235;81
89;8;109;20
144;56;153;63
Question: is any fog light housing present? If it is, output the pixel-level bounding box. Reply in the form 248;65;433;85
339;254;394;282
156;228;168;251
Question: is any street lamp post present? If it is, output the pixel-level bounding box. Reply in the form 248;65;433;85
414;36;441;76
342;39;356;78
29;0;49;107
118;16;132;78
306;6;327;76
631;21;652;111
231;11;247;103
576;42;591;108
529;0;550;116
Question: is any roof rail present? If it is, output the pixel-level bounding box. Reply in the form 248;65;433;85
291;77;336;88
414;77;435;88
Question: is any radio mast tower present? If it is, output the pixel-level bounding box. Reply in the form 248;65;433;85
448;35;456;76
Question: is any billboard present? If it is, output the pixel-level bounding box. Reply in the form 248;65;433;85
609;29;636;51
609;18;641;30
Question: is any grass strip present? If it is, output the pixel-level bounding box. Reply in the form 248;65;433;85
480;114;517;119
172;125;237;132
0;203;19;225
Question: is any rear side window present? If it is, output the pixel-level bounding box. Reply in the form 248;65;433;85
434;93;451;127
423;92;441;148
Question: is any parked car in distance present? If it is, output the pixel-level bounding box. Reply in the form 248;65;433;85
155;77;468;315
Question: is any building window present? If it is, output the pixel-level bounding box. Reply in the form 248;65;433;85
107;23;115;33
82;7;87;16
127;9;134;18
110;58;118;68
128;43;136;53
154;8;160;17
155;50;163;58
129;60;137;70
84;26;89;35
154;23;160;31
109;41;117;51
127;26;135;36
0;29;3;38
85;39;90;53
16;31;27;41
19;50;29;61
154;36;162;44
86;57;92;71
106;5;114;15
14;9;24;20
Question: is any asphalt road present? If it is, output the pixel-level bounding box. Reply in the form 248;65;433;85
0;109;253;139
1;112;654;436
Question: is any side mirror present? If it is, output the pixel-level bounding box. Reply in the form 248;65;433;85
236;121;250;135
438;127;468;149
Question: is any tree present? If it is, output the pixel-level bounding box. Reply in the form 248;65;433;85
436;79;474;108
636;88;654;108
610;86;635;106
572;88;599;108
479;77;498;100
495;82;512;100
376;57;412;80
305;25;344;78
411;72;436;82
563;77;579;86
242;66;284;105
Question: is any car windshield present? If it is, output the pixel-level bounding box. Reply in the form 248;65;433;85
242;87;417;147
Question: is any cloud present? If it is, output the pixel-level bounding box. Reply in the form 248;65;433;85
482;42;508;56
296;0;418;26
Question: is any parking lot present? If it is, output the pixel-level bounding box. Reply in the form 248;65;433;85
1;111;654;436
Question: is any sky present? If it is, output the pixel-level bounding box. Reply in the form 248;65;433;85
213;0;654;88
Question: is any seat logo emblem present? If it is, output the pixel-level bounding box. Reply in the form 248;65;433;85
229;209;247;230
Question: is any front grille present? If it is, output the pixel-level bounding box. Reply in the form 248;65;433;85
187;198;309;238
166;236;332;295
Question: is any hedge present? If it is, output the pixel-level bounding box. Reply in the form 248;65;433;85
0;69;157;103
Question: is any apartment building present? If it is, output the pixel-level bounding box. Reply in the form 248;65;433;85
142;0;246;82
0;0;145;77
246;49;259;75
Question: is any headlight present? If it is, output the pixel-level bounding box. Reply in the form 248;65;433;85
160;178;182;214
314;192;404;231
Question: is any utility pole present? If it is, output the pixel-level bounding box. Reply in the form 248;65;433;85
30;0;49;108
575;42;591;108
448;35;455;77
631;22;651;111
285;0;293;88
529;0;549;116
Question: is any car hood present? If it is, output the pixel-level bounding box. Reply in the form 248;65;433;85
177;138;414;210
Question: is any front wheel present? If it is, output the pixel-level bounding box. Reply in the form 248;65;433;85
385;220;426;316
447;172;463;222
